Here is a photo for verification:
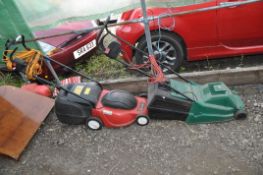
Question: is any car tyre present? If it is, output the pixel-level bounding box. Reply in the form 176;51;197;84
136;115;150;126
134;31;185;73
86;117;103;130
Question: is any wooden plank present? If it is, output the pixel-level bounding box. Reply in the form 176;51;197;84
0;86;54;160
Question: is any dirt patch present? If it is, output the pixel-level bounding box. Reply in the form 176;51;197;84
183;54;263;73
1;84;263;175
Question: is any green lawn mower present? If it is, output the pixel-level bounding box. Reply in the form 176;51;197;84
101;17;247;124
147;79;246;124
104;40;247;124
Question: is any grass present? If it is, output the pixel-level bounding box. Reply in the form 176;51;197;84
0;72;23;87
0;52;190;87
0;53;131;87
75;53;132;80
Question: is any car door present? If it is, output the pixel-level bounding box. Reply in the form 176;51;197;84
172;0;218;47
217;0;263;47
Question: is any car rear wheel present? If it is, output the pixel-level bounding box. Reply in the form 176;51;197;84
86;117;103;130
134;31;185;73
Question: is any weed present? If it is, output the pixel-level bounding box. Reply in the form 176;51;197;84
179;66;186;72
0;72;23;86
239;55;245;67
75;53;131;80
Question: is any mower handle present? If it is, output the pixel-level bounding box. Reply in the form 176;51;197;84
4;39;11;50
3;35;31;60
3;39;12;61
3;39;18;61
96;16;111;49
9;47;18;61
16;35;31;51
103;25;192;84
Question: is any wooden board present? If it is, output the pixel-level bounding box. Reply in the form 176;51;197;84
0;86;54;160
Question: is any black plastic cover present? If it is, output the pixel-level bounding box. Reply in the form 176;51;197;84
102;90;137;110
147;83;192;120
55;95;92;124
54;82;102;125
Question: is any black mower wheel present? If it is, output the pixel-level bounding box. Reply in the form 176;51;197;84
134;31;185;73
234;110;247;120
86;117;103;130
136;115;150;126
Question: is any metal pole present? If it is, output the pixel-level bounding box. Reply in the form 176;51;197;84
140;0;154;56
140;0;157;76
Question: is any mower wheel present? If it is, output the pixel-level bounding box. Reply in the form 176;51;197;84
234;110;247;120
86;117;103;130
136;115;150;126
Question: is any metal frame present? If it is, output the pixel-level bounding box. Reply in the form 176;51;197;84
14;0;262;44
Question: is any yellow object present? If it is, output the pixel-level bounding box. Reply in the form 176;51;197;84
2;49;43;80
84;87;91;95
73;85;84;95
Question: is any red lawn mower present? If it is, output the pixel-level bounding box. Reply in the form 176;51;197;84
53;18;150;130
55;83;149;129
2;18;150;130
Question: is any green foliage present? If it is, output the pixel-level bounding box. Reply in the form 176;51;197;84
0;72;23;87
179;66;186;72
75;54;131;80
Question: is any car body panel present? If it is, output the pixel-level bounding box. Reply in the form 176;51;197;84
217;0;263;47
50;32;97;71
34;20;98;71
35;20;96;47
116;0;263;63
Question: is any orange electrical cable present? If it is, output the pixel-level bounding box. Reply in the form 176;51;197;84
148;54;166;83
2;49;43;81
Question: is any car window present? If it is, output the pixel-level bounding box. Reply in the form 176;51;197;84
149;0;213;8
186;0;213;4
194;0;211;3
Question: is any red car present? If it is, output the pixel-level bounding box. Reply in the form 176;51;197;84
116;0;263;72
35;20;98;71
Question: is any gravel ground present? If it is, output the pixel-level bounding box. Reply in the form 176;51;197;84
1;84;263;175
